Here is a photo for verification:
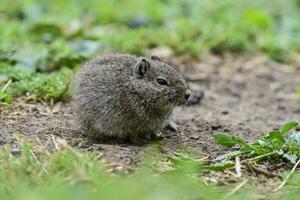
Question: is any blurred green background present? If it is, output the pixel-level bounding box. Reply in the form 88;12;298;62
1;0;300;102
1;1;300;199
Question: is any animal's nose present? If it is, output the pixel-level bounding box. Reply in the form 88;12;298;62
185;89;191;100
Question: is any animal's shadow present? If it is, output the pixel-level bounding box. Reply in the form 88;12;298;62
80;131;165;147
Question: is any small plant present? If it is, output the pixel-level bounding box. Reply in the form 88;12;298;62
0;91;12;104
0;79;12;104
0;137;237;200
214;120;300;165
296;88;300;100
11;68;73;101
0;66;73;102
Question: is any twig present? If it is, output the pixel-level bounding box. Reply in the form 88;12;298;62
1;79;11;92
51;134;82;158
235;156;241;177
246;162;256;175
245;162;279;178
245;152;276;163
51;134;59;150
202;176;218;185
225;179;248;198
273;159;300;192
37;163;49;178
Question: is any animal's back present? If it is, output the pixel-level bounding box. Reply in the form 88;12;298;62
73;53;139;138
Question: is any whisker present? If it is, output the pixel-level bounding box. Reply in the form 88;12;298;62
164;102;175;121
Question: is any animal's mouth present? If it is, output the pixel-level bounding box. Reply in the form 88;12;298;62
176;96;189;105
176;89;191;105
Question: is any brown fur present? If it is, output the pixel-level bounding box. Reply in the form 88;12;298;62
73;53;189;141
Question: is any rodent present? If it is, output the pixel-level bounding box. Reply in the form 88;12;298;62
73;53;190;142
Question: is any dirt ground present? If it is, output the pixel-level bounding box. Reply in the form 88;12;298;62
1;53;300;168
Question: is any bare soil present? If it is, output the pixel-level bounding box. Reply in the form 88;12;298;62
1;53;300;169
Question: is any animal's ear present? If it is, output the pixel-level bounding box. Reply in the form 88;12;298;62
150;55;162;61
133;58;150;79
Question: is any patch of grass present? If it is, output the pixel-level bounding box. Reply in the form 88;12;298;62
0;137;251;200
296;88;300;100
0;78;12;105
211;121;300;193
0;65;73;102
2;0;300;100
2;0;300;61
103;27;169;55
11;68;73;101
214;120;300;166
2;134;300;200
0;91;12;105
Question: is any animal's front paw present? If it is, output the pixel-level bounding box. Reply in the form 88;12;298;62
151;131;164;140
165;120;178;132
143;131;164;140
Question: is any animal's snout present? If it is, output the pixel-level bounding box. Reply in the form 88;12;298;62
185;89;191;100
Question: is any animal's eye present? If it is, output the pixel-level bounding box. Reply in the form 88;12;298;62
156;78;168;85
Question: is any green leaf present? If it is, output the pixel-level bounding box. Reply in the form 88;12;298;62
296;88;300;100
168;155;203;173
215;150;242;161
0;45;15;63
283;153;297;163
29;23;63;41
0;91;12;104
276;149;284;155
214;132;247;147
207;162;234;171
288;132;300;145
268;130;284;141
280;120;299;135
69;40;102;57
257;139;269;147
263;130;284;148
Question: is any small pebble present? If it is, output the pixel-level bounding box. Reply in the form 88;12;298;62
128;15;149;28
187;91;204;105
190;133;200;140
